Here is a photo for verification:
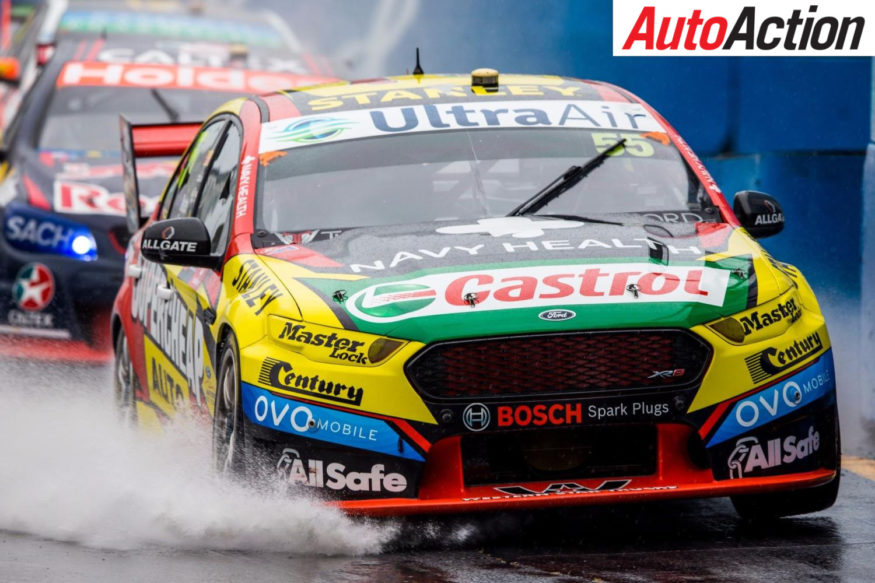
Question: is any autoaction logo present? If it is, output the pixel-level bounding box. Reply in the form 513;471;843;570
726;425;820;479
12;263;55;312
708;350;834;446
347;263;730;324
241;383;423;461
614;1;874;56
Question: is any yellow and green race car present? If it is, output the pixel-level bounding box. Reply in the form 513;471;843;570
112;70;839;518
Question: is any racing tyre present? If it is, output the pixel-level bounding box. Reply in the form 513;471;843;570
731;416;841;520
113;329;137;425
212;332;271;483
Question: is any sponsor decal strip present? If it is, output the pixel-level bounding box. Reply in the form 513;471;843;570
242;383;424;461
276;448;410;494
463;482;678;501
57;62;326;93
707;351;835;446
259;100;663;153
346;263;730;324
726;425;821;479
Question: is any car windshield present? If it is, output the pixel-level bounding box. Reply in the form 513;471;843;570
38;86;240;152
256;127;706;233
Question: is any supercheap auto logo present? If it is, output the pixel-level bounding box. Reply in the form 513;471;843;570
613;0;875;56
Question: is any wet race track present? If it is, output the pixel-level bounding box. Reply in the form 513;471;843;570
1;298;875;583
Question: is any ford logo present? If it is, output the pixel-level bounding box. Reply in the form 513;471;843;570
538;309;576;321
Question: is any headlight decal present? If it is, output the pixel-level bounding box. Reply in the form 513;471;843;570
706;351;835;447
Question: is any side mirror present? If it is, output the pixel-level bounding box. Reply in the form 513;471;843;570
141;217;219;269
733;190;784;239
0;57;21;84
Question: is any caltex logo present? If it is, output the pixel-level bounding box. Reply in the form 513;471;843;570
352;282;437;319
12;263;55;311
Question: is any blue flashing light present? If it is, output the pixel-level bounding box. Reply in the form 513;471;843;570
71;233;97;257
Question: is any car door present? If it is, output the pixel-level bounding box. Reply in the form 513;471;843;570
138;117;240;421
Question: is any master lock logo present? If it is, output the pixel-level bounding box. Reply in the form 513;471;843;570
613;1;874;56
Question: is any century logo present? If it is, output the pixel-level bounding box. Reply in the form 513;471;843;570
347;264;730;323
259;357;364;406
745;332;823;382
463;403;491;431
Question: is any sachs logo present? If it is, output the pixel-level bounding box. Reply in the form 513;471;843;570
274;117;355;144
346;264;730;323
351;282;437;319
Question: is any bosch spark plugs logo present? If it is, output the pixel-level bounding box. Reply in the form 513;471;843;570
614;1;872;56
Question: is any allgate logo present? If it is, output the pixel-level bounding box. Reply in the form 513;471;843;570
347;264;730;323
614;1;872;56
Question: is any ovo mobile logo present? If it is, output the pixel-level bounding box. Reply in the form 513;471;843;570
613;1;872;56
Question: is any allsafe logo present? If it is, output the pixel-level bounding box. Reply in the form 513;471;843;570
613;1;873;56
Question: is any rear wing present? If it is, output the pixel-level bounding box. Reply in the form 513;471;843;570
119;116;202;234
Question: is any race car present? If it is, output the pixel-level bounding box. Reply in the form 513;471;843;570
0;36;336;359
112;70;839;519
0;0;323;137
0;0;65;133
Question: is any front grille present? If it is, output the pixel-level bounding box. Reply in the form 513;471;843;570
462;425;657;485
406;329;711;401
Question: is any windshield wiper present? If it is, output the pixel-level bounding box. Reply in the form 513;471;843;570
508;138;626;216
533;213;623;226
149;88;180;123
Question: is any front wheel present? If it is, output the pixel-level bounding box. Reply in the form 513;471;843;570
211;332;272;483
212;333;245;478
113;328;137;425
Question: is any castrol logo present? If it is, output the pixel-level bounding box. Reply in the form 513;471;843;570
347;263;730;323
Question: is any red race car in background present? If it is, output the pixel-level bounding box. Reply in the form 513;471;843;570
0;35;336;360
